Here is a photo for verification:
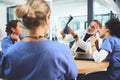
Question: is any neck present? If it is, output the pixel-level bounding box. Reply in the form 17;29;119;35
28;26;47;37
23;35;46;42
104;33;111;39
27;31;45;39
26;26;47;40
101;32;111;39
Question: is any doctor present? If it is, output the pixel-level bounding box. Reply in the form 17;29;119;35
61;20;102;53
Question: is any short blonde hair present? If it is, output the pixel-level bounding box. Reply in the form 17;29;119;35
16;0;50;29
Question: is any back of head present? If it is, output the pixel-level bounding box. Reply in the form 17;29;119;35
16;0;50;29
6;20;21;35
105;18;120;38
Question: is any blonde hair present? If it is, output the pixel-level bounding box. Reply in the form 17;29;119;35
16;0;50;29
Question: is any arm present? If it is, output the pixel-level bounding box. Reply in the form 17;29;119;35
63;34;75;42
10;33;20;42
93;50;109;62
60;28;76;42
0;55;7;77
0;57;4;77
64;46;78;79
91;37;109;62
1;34;23;55
68;29;94;52
75;38;90;51
1;37;13;55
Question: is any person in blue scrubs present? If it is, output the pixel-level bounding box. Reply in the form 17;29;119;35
0;0;78;80
1;20;24;55
83;18;120;80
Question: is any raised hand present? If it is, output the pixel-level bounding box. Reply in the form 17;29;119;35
11;33;20;42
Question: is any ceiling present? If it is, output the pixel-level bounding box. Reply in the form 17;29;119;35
96;0;120;14
0;0;120;16
0;0;26;6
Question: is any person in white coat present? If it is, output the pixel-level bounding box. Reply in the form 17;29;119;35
61;20;102;54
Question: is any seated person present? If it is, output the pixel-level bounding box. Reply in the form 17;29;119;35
1;20;24;55
61;20;102;54
84;18;120;80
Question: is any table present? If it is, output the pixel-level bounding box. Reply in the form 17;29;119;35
75;60;109;74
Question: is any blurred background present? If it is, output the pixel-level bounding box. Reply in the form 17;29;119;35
0;0;120;49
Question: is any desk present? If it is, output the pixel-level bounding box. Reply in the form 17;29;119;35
75;60;109;74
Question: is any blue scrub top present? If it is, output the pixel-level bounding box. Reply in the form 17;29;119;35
0;40;78;80
100;36;120;80
1;35;24;55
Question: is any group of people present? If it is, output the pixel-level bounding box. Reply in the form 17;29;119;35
61;20;102;54
0;0;120;80
0;0;77;80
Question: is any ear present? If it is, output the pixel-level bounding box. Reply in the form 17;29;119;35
105;27;109;32
46;13;50;21
45;12;50;26
11;27;16;33
107;29;111;33
46;15;49;24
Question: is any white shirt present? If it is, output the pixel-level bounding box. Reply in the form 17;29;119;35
93;50;109;63
63;30;102;54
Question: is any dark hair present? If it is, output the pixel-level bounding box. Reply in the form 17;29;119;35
105;18;120;38
92;20;102;28
6;20;21;35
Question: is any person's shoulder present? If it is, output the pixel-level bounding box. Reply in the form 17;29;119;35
2;35;10;40
110;36;120;41
2;35;11;43
48;40;69;50
6;41;22;53
106;36;117;40
104;36;118;43
48;40;71;56
49;40;66;46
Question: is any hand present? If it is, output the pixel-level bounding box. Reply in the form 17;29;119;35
91;36;98;46
60;27;75;38
91;36;99;50
60;30;66;38
11;34;20;42
67;27;73;34
67;27;76;36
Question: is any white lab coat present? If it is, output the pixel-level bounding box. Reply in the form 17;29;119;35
63;30;102;54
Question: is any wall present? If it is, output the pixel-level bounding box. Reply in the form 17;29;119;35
0;4;7;50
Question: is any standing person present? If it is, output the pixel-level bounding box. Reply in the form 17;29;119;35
84;18;120;80
0;0;78;80
61;20;102;54
1;20;24;55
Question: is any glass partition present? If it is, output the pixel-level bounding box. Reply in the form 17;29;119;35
5;0;120;43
